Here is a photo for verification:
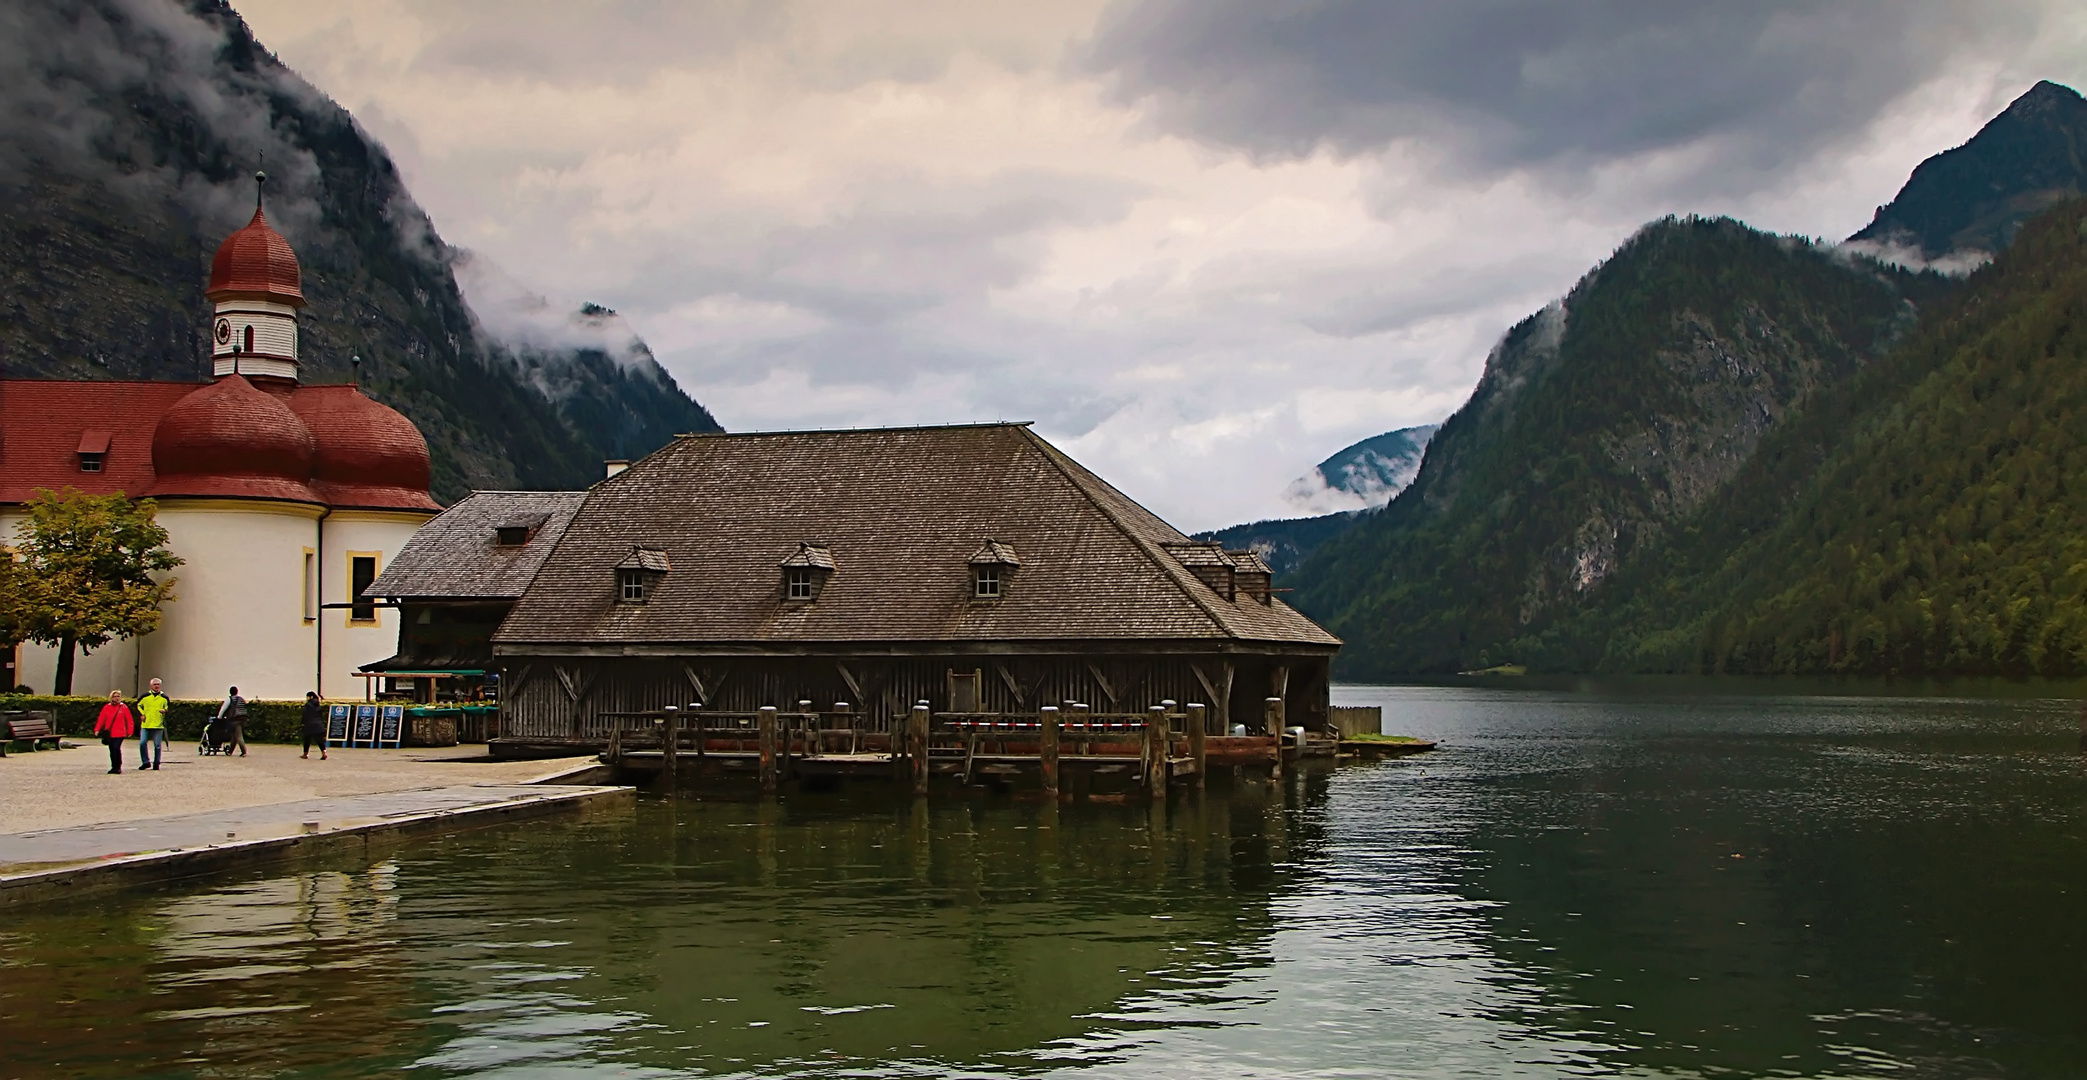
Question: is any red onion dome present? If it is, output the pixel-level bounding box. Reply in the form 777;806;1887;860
147;375;321;503
206;206;305;307
288;385;441;512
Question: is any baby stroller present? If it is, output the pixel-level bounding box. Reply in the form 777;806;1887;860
198;714;236;755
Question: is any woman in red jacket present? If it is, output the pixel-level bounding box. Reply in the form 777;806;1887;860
93;690;138;774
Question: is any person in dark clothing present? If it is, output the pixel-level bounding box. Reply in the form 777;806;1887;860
300;691;328;760
217;686;248;757
93;690;138;774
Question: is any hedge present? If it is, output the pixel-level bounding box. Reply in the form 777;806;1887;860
0;695;329;743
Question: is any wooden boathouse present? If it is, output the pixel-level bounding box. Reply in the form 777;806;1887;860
482;423;1341;786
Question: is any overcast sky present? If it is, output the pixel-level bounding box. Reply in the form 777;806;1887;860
236;0;2085;531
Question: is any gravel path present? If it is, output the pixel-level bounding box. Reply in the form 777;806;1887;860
0;741;593;834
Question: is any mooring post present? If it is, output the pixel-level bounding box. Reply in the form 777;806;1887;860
690;703;704;768
1039;705;1060;800
1265;697;1285;780
662;705;679;796
1186;702;1207;790
758;706;779;795
1146;705;1168;801
607;717;624;769
910;703;931;797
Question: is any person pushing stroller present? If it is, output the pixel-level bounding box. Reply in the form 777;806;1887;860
202;686;249;757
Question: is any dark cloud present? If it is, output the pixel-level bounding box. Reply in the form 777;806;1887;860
1085;0;2044;173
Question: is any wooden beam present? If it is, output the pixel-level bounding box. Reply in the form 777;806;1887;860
1039;705;1060;800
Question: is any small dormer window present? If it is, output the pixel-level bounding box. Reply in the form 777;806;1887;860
613;546;671;604
493;513;547;548
77;430;110;474
967;539;1021;601
779;542;835;603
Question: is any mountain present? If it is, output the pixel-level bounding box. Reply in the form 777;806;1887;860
1194;511;1356;578
1289;216;1950;676
1191;423;1438;576
1518;198;2087;676
1282;425;1438;514
0;0;720;501
1849;80;2087;265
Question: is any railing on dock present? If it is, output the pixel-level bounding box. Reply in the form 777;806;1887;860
600;695;1316;801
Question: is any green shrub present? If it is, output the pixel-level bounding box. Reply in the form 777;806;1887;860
0;695;336;743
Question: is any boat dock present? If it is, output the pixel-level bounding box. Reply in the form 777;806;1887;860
581;700;1329;799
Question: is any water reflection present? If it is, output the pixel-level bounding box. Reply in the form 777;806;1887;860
0;785;1307;1077
4;686;2086;1078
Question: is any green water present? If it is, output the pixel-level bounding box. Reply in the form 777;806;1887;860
3;684;2086;1078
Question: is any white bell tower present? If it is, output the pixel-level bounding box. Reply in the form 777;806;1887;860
206;171;307;384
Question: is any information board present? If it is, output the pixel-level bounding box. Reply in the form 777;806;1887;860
326;704;350;746
378;705;405;748
352;705;378;747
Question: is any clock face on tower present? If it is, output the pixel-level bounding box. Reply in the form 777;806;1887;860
214;318;233;345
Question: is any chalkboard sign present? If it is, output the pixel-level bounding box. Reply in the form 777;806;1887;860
327;704;350;746
353;705;378;747
378;705;405;748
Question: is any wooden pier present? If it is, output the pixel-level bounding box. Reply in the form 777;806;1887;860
595;698;1323;799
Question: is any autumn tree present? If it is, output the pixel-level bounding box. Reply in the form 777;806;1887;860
10;488;181;696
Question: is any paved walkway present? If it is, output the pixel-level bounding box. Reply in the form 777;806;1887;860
0;782;631;904
0;740;593;832
0;784;618;874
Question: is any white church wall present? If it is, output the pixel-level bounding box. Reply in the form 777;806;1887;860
138;501;322;701
319;510;433;699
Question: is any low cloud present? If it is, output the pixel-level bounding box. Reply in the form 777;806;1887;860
230;0;2086;529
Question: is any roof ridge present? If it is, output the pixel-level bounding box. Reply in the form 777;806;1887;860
1015;427;1241;640
671;420;1033;441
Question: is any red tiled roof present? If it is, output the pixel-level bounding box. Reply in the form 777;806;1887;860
206;207;304;306
0;378;439;512
0;380;200;504
288;385;440;512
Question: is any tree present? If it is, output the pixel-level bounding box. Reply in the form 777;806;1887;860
10;488;181;696
0;546;28;691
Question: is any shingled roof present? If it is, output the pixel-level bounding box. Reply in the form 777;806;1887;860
493;423;1338;650
366;490;587;600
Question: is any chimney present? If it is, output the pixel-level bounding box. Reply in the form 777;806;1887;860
605;459;630;478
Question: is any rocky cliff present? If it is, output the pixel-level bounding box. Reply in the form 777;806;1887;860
0;0;720;501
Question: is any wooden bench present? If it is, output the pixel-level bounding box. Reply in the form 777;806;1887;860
1;713;62;757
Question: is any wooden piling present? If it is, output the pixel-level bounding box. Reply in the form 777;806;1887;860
662;706;678;796
758;706;779;795
1265;697;1285;779
607;718;623;769
1186;702;1206;790
910;704;931;797
1039;705;1060;800
1146;705;1168;801
691;704;704;769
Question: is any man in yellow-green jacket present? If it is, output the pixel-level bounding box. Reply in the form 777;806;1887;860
136;678;170;771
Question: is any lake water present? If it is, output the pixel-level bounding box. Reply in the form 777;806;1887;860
4;683;2085;1078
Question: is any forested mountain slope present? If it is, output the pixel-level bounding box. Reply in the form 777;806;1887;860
1522;200;2087;676
0;0;719;500
1291;218;1947;676
1851;80;2087;263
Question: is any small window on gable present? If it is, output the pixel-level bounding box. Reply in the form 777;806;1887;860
614;546;671;605
76;430;110;474
778;542;834;603
967;539;1021;602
